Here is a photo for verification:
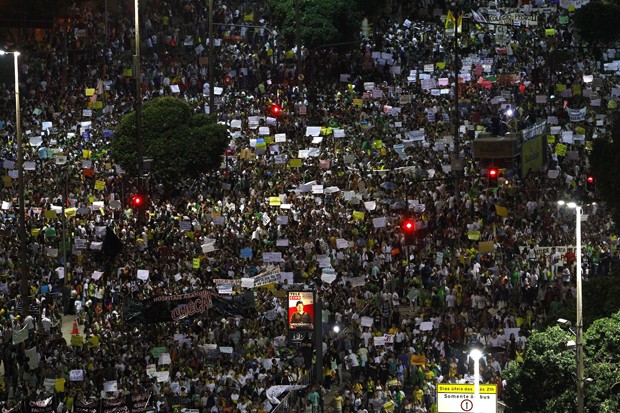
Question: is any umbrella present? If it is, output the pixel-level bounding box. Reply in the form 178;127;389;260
380;181;398;190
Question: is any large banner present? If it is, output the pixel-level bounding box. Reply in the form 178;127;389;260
125;290;255;324
288;291;315;330
521;135;544;177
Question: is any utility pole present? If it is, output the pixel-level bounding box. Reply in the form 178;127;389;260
453;10;460;157
134;0;143;179
296;0;302;80
208;0;215;112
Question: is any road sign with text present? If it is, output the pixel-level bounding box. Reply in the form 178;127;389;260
437;384;497;413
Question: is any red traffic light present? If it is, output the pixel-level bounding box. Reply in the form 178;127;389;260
402;220;415;232
131;194;144;208
586;175;595;184
488;167;499;179
270;104;282;116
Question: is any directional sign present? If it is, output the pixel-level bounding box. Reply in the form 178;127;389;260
437;384;497;413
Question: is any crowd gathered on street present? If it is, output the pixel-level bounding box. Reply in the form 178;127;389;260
0;0;619;412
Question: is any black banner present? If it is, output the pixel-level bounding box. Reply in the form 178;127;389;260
128;393;153;413
101;398;128;413
29;397;53;413
2;401;23;413
75;398;99;413
124;290;255;325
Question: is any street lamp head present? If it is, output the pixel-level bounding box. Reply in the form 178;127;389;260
557;318;572;327
0;50;19;56
557;200;566;206
333;325;340;333
469;348;483;361
567;202;577;209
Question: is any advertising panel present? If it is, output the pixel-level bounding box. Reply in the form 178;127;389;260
288;291;315;330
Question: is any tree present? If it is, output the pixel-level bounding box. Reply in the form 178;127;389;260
111;97;229;188
503;326;576;412
267;0;385;50
503;312;620;412
589;112;620;229
573;1;620;45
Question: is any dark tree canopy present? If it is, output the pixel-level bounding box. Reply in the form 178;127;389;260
110;97;229;188
504;312;620;413
267;0;385;50
573;1;620;45
589;112;620;228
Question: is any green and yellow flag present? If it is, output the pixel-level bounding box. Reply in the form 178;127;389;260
445;10;456;31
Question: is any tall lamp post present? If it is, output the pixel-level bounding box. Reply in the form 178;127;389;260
469;348;483;413
0;50;28;316
558;200;585;413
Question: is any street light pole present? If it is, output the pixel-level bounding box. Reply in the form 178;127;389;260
134;0;143;179
558;200;584;413
470;349;483;413
575;205;584;413
1;50;28;316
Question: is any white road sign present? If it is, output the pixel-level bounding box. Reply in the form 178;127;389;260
437;384;497;413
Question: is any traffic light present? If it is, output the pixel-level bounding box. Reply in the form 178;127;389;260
487;167;499;185
585;175;595;192
402;219;415;245
270;104;282;116
130;194;145;209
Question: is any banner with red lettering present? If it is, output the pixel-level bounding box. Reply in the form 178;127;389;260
124;290;255;324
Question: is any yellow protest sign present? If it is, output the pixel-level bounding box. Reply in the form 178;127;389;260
555;84;566;92
123;68;133;77
572;84;582;96
479;241;494;254
85;88;95;96
83;150;91;159
65;208;77;218
320;127;332;135
411;354;427;365
555;143;567;157
547;135;556;144
184;231;195;239
495;204;509;217
31;228;40;237
545;28;556;36
585;141;593;151
55;378;66;393
467;231;481;240
352;211;365;221
87;336;100;348
94;180;105;191
372;140;383;149
44;210;57;219
244;12;254;22
353;98;363;107
289;159;302;168
435;62;446;69
92;101;103;109
269;197;281;206
193;258;200;269
71;334;84;347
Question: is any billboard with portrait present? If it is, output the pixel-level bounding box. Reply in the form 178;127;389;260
288;291;314;330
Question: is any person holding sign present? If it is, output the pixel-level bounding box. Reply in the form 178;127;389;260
290;301;312;324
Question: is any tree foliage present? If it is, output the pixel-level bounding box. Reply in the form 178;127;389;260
503;326;575;412
111;97;228;188
267;0;385;50
589;112;620;228
504;312;620;412
573;1;620;45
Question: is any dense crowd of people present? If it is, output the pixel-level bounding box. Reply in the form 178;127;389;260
0;0;618;412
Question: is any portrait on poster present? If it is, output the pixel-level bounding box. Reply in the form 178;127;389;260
288;291;314;329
